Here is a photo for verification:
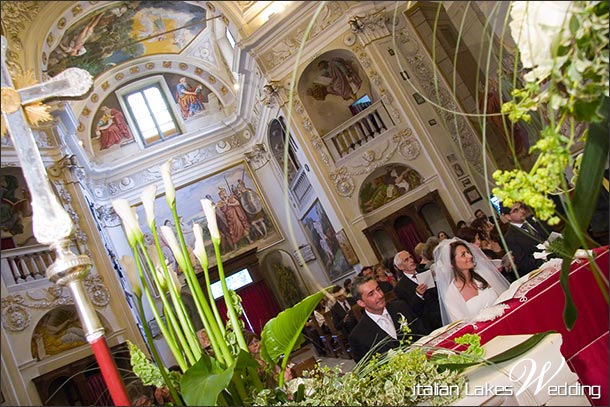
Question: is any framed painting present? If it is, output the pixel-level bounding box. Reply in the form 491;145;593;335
336;229;359;266
301;200;351;282
135;161;282;271
464;186;483;204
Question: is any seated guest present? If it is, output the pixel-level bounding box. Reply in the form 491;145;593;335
434;238;510;324
374;263;396;286
414;242;430;273
437;230;450;241
374;266;394;294
501;202;550;276
330;285;357;336
343;278;354;298
456;220;467;230
359;265;374;279
348;276;426;363
393;250;442;333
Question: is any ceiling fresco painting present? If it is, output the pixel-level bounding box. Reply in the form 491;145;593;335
46;1;207;78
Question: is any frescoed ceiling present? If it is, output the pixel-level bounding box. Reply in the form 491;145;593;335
44;1;207;78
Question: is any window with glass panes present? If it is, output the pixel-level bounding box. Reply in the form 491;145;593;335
124;84;179;145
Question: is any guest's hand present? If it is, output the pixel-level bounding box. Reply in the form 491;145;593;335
416;283;427;295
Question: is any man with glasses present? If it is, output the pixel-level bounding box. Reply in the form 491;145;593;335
501;202;550;276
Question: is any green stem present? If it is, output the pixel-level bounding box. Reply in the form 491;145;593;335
150;221;202;361
139;241;197;366
200;259;226;336
134;248;188;372
169;201;234;366
134;295;184;406
212;237;248;352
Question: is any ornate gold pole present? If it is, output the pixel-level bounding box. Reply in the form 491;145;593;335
1;36;130;405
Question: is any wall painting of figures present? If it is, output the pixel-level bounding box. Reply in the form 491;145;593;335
301;200;351;282
359;163;423;214
134;162;282;271
46;1;207;77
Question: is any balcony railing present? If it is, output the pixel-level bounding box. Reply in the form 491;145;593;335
1;240;83;288
322;100;396;161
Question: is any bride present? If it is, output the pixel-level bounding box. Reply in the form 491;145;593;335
433;237;510;324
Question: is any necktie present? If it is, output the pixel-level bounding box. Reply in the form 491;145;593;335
379;314;397;339
342;302;350;312
522;222;539;238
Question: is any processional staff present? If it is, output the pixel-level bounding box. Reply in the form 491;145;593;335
0;36;130;406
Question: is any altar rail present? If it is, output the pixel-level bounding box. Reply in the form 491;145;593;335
1;241;83;288
322;100;396;162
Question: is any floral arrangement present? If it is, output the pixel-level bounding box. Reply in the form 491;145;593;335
490;1;608;328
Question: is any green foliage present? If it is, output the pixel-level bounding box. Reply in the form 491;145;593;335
128;340;180;390
180;353;237;406
260;290;326;368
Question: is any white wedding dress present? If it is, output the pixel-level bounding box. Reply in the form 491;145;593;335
434;238;510;325
443;283;499;323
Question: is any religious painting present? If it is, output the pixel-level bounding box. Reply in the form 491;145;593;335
301;200;351;282
135;162;282;270
307;57;363;102
167;74;213;121
91;94;134;152
31;306;87;360
0;167;34;248
359;163;423;214
335;229;359;266
46;2;207;77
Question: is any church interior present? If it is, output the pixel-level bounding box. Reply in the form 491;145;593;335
1;1;606;406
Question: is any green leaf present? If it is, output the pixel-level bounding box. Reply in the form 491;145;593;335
435;331;555;372
260;289;327;366
180;353;236;406
560;97;609;329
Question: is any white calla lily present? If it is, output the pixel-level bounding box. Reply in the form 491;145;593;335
141;185;157;228
160;225;186;270
119;255;141;298
509;1;574;81
160;161;176;205
193;223;208;268
201;199;220;242
112;199;143;247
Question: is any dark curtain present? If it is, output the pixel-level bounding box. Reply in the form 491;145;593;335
214;280;281;336
396;221;422;255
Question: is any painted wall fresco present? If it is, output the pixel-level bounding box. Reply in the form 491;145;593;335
92;97;134;151
359;164;423;214
47;1;207;77
0;167;34;248
135;162;282;270
298;49;372;135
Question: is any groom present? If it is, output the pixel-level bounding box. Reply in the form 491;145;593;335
348;276;425;363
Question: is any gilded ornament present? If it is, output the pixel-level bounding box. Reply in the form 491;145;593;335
208;75;216;84
145;62;155;70
129;66;140;74
194;67;203;75
179;63;188;70
57;17;66;29
114;73;124;80
91;93;98;102
220;86;227;95
163;61;172;68
46;33;54;47
71;4;82;16
82;107;91;116
1;86;21;113
101;81;110;91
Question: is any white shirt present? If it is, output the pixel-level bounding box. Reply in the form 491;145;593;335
365;309;397;339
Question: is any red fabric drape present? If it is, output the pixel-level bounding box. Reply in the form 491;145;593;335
421;247;609;406
214;280;281;336
396;221;423;255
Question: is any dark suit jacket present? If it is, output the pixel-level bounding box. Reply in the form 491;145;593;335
504;222;549;276
348;299;426;363
330;297;357;335
393;273;441;333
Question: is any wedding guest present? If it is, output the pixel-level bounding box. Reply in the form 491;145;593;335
329;285;357;337
501;202;550;276
393;250;442;333
374;263;395;293
433;238;510;324
348;276;425;362
437;231;450;241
